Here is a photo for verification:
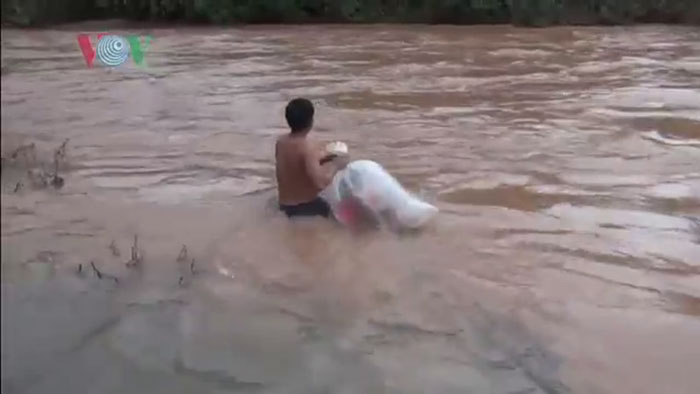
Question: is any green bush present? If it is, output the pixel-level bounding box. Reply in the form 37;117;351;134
1;0;96;26
2;0;699;26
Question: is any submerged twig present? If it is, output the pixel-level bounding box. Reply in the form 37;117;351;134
9;143;36;162
27;169;48;189
126;235;142;267
178;255;197;287
6;140;69;191
50;173;64;189
109;240;121;257
48;139;69;189
90;261;119;283
90;261;102;279
132;235;139;259
51;155;63;189
55;139;69;160
176;245;188;263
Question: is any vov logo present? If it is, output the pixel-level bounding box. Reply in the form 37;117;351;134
76;33;152;68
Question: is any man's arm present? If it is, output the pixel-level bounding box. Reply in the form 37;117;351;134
304;143;336;190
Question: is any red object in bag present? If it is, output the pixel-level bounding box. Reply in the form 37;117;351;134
337;199;358;226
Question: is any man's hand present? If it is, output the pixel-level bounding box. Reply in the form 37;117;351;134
331;154;350;170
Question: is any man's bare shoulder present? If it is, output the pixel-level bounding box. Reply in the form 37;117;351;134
301;138;326;154
276;135;296;152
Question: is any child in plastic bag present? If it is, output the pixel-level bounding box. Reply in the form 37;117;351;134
320;144;438;231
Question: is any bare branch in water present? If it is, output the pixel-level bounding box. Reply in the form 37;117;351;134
50;174;64;189
177;245;188;263
90;261;102;279
109;240;121;257
126;235;142;267
132;235;139;259
27;169;48;189
9;143;36;163
55;139;69;160
49;139;69;189
90;261;119;283
5;140;69;191
177;250;196;287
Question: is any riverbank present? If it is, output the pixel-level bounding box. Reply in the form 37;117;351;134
3;0;700;27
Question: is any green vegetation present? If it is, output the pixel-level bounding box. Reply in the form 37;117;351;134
2;0;699;27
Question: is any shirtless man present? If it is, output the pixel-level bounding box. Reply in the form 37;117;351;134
275;98;347;218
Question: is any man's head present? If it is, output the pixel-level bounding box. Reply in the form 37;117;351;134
285;98;314;134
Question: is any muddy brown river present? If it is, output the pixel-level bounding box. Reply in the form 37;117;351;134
1;24;700;394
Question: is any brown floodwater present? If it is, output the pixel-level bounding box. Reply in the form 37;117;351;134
1;23;699;394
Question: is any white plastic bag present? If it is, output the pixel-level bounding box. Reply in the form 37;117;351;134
320;160;438;229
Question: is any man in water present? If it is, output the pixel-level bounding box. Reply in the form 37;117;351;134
276;98;347;218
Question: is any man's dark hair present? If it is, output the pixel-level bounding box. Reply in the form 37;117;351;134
285;98;314;133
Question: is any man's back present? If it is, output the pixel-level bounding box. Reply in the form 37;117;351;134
275;134;321;205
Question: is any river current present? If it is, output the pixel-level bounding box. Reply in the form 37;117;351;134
2;23;699;394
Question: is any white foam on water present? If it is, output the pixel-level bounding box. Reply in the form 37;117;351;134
586;108;700;122
647;183;699;199
641;131;700;147
561;173;655;187
489;48;554;58
592;87;700;111
545;203;690;232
